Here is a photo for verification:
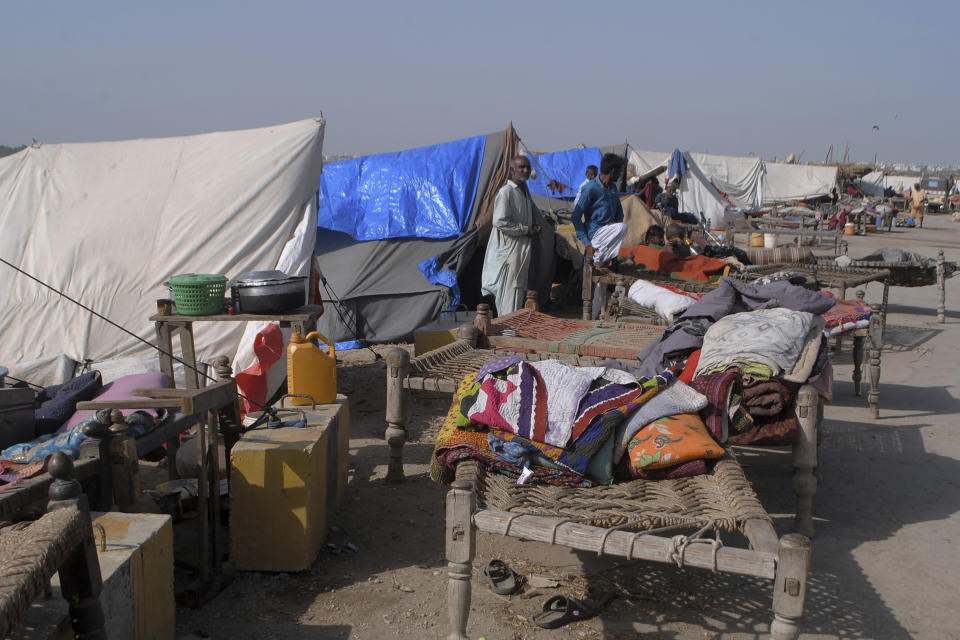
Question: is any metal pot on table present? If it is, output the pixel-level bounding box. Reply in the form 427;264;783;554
230;270;307;314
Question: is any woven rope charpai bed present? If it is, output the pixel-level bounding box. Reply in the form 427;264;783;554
439;380;812;640
485;309;665;360
816;250;955;326
386;308;821;535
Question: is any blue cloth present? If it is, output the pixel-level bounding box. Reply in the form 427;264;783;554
667;149;686;182
334;340;367;351
417;256;461;311
571;178;624;245
316;135;485;241
2;409;157;464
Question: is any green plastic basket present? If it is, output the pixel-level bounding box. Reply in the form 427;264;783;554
168;273;228;315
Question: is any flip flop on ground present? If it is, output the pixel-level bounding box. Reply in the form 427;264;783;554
481;559;518;595
532;593;616;629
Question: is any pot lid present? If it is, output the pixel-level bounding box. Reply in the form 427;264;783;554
232;270;306;287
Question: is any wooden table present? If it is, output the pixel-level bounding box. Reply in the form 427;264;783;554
78;381;241;607
150;305;323;389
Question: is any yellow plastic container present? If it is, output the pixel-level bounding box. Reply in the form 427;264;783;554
287;331;337;405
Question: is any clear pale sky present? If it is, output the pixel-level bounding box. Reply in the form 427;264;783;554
3;1;957;165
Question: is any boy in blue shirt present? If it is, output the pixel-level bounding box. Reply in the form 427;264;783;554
571;153;628;317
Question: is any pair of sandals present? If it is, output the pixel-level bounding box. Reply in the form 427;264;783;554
481;560;614;629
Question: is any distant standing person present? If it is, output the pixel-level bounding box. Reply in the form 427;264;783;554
655;182;680;219
481;156;541;316
575;165;598;205
911;182;927;228
571;153;627;318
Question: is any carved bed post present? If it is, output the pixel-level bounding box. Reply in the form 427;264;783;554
792;386;818;538
473;303;491;349
445;478;475;640
47;452;107;640
770;533;811;640
107;410;141;512
582;259;594;321
868;315;882;419
851;334;864;397
937;249;946;324
214;355;243;476
385;348;411;483
79;415;112;512
524;290;539;312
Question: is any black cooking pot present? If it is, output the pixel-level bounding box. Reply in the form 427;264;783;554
231;270;307;313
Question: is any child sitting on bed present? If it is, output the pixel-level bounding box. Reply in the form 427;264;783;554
665;223;692;258
644;225;665;248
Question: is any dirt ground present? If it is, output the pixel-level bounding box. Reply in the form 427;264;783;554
175;214;960;640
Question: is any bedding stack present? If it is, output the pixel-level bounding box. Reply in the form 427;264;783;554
431;357;723;487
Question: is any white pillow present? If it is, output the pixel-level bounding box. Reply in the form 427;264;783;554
627;279;696;322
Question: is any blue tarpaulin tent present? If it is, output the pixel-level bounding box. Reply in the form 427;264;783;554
314;128;516;343
317;135;486;241
525;147;602;199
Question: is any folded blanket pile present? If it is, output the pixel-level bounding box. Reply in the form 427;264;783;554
696;308;825;378
433;360;726;487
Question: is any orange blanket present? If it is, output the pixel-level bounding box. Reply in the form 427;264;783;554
618;245;730;283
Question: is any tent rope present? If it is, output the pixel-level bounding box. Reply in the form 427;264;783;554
0;256;267;410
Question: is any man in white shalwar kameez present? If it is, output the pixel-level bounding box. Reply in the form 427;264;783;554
481;156;542;316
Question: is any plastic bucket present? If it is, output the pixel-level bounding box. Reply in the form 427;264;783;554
749;233;764;247
844;222;855;236
763;233;777;249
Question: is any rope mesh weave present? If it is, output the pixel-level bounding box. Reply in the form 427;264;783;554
464;456;769;533
741;263;889;289
816;257;954;287
435;360;770;534
488;310;664;360
0;507;86;636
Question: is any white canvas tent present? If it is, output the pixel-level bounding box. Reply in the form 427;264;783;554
630;148;838;206
628;149;739;228
0;118;325;386
762;162;837;203
859;171;916;196
629;149;763;210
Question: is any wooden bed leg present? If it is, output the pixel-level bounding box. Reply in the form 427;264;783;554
851;334;864;397
582;260;593;321
473;304;491;349
792;386;818;538
937;249;946;324
107;409;141;512
610;274;627;321
385;348;411;483
524;290;539;311
215;356;243;485
79;416;113;511
770;533;810;640
48;453;107;640
445;479;475;640
868;316;882;420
